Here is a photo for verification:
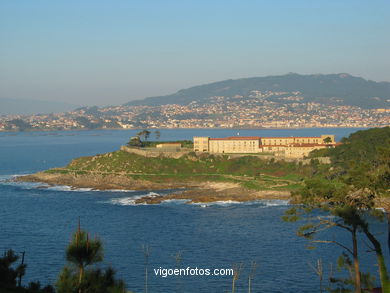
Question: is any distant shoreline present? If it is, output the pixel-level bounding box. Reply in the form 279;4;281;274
0;126;370;134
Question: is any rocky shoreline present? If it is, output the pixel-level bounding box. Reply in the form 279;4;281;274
15;172;291;204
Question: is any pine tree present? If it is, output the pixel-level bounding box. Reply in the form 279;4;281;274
56;221;127;293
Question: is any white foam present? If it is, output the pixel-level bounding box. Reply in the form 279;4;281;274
104;189;136;193
0;181;93;192
192;200;241;207
160;199;190;205
191;199;290;207
0;175;47;190
46;185;94;192
261;200;289;207
0;175;137;193
109;197;145;206
107;192;160;206
45;186;136;193
107;198;290;207
0;174;31;182
0;175;292;208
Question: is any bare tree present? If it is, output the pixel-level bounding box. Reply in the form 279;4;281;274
231;263;244;293
294;215;362;292
142;244;150;293
308;259;324;293
154;130;161;140
174;250;183;293
248;261;257;293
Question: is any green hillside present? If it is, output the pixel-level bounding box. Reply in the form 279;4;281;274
126;73;390;109
45;151;311;191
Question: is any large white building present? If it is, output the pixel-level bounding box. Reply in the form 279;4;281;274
193;135;336;158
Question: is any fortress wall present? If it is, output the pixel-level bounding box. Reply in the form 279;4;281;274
120;146;190;159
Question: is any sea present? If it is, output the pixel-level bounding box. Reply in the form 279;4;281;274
0;128;388;293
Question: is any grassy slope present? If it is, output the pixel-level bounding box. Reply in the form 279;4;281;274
45;151;313;191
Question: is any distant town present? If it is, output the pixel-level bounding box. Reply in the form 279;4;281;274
1;90;389;131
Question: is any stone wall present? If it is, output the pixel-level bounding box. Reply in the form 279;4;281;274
120;146;191;159
121;145;330;164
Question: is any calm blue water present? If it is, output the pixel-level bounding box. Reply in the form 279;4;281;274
0;128;388;293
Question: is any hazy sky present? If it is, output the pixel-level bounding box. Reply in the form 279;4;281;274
1;0;389;106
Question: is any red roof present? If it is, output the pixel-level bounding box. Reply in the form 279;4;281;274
262;136;322;139
202;136;337;143
260;143;335;148
210;136;261;140
289;143;333;147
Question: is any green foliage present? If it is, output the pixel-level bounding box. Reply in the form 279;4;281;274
56;266;77;293
285;127;390;291
292;127;390;209
308;148;331;158
0;250;26;289
60;150;313;191
137;129;151;142
142;140;193;148
154;130;161;140
80;267;126;293
323;137;333;144
56;266;126;293
329;126;390;170
281;207;300;222
65;229;103;270
0;249;54;293
57;225;126;293
327;253;376;293
127;128;191;148
127;136;142;147
26;282;55;293
297;223;316;239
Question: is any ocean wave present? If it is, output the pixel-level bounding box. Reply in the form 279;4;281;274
1;175;290;208
0;175;46;190
106;192;160;206
160;199;191;205
45;185;94;192
192;199;289;208
192;200;241;207
44;185;136;193
0;174;30;181
0;175;137;193
103;196;290;207
260;199;290;206
0;179;92;192
104;189;137;193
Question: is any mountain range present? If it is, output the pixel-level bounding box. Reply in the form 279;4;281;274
125;73;390;109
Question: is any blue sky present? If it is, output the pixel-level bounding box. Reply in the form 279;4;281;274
1;0;389;106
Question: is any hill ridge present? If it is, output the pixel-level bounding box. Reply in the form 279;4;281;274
125;73;390;109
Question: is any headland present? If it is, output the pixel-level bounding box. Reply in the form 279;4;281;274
16;145;308;204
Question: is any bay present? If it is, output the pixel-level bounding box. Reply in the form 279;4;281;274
0;128;388;293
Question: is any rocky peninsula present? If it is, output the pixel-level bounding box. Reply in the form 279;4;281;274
16;149;305;204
